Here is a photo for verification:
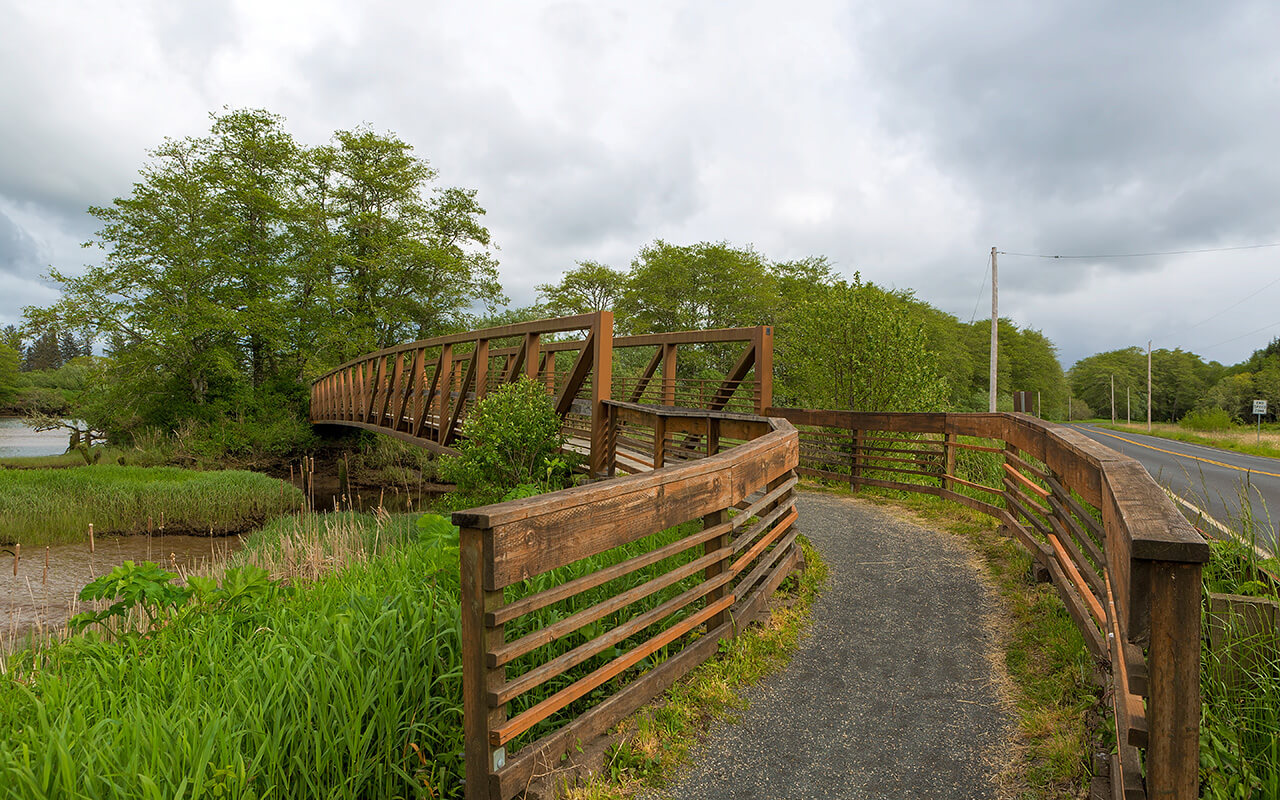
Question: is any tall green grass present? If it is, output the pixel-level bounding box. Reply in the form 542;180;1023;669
0;465;303;547
1200;536;1280;797
0;513;465;799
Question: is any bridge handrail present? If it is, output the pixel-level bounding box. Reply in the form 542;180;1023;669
768;407;1207;799
454;402;799;799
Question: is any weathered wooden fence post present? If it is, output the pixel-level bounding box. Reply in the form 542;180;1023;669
461;525;505;800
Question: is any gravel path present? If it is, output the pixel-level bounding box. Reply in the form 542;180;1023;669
661;492;1013;800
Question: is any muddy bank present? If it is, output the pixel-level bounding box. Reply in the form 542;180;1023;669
2;534;243;646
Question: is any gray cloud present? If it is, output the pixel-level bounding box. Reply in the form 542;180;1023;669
2;0;1280;368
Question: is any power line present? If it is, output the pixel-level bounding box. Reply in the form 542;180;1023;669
998;241;1280;259
968;252;990;325
1155;271;1280;341
1201;320;1280;352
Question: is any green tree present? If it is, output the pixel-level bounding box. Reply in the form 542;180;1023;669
535;260;628;316
781;275;947;412
618;240;775;333
0;340;19;404
325;128;503;360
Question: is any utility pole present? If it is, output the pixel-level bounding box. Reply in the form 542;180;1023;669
1147;340;1153;432
1111;374;1116;423
989;247;998;413
1127;387;1130;425
1068;396;1072;421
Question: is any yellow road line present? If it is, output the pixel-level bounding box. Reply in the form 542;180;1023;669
1078;426;1280;479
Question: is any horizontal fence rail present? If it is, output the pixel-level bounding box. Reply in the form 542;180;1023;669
768;407;1208;799
453;403;800;799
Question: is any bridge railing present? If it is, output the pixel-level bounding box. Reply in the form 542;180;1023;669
453;402;799;799
768;408;1207;799
310;316;773;477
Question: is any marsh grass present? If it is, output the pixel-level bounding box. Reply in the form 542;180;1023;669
0;465;304;547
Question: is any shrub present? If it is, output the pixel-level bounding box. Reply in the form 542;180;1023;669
1180;407;1235;432
439;377;566;504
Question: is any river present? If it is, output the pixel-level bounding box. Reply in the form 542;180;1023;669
0;416;74;458
2;534;243;648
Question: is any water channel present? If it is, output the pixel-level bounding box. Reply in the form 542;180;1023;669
0;416;71;458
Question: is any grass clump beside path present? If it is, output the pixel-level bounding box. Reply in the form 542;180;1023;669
0;465;303;547
1200;536;1280;796
807;483;1099;799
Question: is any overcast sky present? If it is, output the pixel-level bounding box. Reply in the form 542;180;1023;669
2;1;1279;368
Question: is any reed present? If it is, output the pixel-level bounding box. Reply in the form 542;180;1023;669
0;465;304;547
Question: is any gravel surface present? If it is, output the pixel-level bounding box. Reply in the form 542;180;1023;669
660;492;1013;800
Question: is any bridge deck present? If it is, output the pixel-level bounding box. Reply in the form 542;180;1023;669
664;492;1013;800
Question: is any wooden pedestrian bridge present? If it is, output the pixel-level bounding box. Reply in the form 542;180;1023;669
311;312;1206;800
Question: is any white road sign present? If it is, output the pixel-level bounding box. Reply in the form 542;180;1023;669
1254;399;1268;416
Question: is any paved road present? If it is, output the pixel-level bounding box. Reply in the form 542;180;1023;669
1072;424;1280;551
661;493;1012;800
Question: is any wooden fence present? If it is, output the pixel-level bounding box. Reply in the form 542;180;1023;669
453;402;800;799
768;407;1207;799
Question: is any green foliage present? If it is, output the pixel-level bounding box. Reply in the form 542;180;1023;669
1180;407;1236;432
438;377;567;504
0;340;18;404
781;274;947;412
536;259;628;316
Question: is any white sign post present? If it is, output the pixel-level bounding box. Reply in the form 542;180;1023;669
1254;399;1268;443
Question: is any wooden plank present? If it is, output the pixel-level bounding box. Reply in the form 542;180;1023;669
554;330;594;416
490;570;736;706
755;325;773;413
490;595;734;746
1105;574;1149;749
436;343;453;443
413;350;444;438
1003;462;1050;498
484;477;796;626
494;618;726;798
1046;556;1107;659
454;429;797;587
1048;530;1105;628
1044;490;1105;570
442;346;480;446
662;343;677;406
319;312;602;375
489;545;733;667
1046;508;1106;600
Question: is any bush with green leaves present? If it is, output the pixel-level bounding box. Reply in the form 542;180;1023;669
1180;406;1236;432
439;377;568;504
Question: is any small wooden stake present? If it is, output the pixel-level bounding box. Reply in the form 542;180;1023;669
43;546;48;586
12;543;18;577
88;523;95;554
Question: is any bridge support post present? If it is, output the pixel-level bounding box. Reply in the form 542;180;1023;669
589;311;614;478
